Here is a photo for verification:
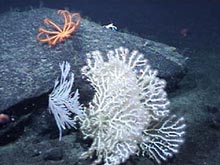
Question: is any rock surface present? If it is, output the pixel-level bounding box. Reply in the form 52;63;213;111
0;8;187;112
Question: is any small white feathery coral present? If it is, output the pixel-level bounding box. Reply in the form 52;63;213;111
48;61;82;141
80;47;185;165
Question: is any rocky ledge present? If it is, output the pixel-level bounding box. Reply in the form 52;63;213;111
0;8;187;112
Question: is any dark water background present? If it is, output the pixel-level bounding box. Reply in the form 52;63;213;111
1;0;220;53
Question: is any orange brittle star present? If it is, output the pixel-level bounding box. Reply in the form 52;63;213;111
37;10;81;46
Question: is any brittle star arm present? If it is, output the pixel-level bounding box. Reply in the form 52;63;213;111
37;32;58;44
65;13;81;32
43;18;63;33
58;10;70;32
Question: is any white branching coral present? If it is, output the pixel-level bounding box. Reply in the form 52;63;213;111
48;61;82;141
80;47;186;165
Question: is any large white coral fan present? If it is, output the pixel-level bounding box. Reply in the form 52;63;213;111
80;47;186;165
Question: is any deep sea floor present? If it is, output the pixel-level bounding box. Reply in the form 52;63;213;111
0;0;220;165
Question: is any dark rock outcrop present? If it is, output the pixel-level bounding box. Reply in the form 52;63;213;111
0;8;187;112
